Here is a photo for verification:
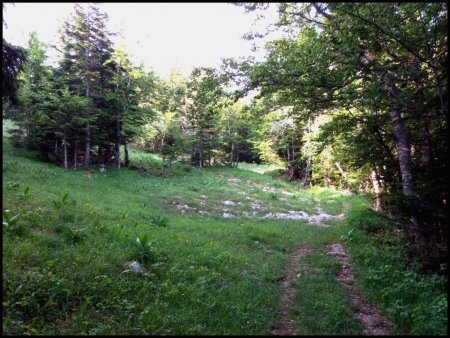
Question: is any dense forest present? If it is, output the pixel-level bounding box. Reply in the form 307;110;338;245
2;2;448;335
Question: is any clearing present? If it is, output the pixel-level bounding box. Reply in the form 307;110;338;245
2;122;395;335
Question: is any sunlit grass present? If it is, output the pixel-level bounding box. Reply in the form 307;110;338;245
2;122;348;335
3;119;446;335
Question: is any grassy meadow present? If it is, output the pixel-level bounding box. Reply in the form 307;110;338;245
2;120;447;335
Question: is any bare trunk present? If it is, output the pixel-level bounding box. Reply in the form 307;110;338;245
414;70;433;166
124;141;130;167
114;120;121;169
288;164;299;181
421;124;432;166
191;143;196;166
302;156;312;184
54;140;58;157
114;142;120;169
73;140;78;170
107;141;111;163
370;169;383;211
386;83;415;196
230;141;234;167
199;138;203;169
389;107;414;196
63;131;68;170
335;162;347;178
84;126;91;167
84;76;91;167
98;144;103;164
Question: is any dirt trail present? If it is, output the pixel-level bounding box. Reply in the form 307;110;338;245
328;243;393;335
271;199;391;336
271;246;310;336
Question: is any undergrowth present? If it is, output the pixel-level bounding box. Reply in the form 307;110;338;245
340;201;447;335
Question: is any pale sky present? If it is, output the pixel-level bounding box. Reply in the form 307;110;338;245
3;2;281;79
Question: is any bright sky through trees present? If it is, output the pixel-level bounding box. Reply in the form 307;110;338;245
3;2;279;78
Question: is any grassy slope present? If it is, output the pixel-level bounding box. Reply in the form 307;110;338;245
2;120;446;335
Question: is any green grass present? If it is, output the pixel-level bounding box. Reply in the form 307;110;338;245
2;119;447;335
340;202;448;335
1;122;344;335
293;250;364;335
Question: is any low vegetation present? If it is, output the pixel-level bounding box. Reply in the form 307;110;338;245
3;123;446;335
2;3;447;335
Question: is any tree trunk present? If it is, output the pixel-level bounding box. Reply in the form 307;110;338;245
191;143;196;166
335;162;347;178
114;142;120;169
63;129;68;170
413;70;433;166
420;124;432;166
199;138;203;169
230;141;234;167
124;141;130;167
389;107;414;196
370;169;383;211
84;76;91;167
84;126;91;167
288;164;299;181
114;106;121;168
386;83;415;196
302;156;312;184
107;140;111;163
73;140;78;170
97;144;103;164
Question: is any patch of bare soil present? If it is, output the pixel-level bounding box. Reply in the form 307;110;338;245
271;246;311;336
327;243;393;335
263;210;344;225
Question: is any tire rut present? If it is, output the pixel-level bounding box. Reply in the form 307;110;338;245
328;243;393;335
271;246;310;335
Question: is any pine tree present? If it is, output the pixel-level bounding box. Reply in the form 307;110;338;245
58;3;115;166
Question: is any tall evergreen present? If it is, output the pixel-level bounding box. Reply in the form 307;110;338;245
58;3;116;166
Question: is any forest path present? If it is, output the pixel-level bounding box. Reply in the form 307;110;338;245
271;205;392;336
327;243;392;335
270;246;311;335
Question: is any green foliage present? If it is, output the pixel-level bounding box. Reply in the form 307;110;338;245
2;34;27;105
53;223;87;244
186;67;227;167
150;215;169;227
17;186;31;203
2;2;448;333
293;251;364;335
3;209;20;226
2;129;447;335
52;193;71;209
341;205;447;335
240;1;447;270
133;233;154;261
